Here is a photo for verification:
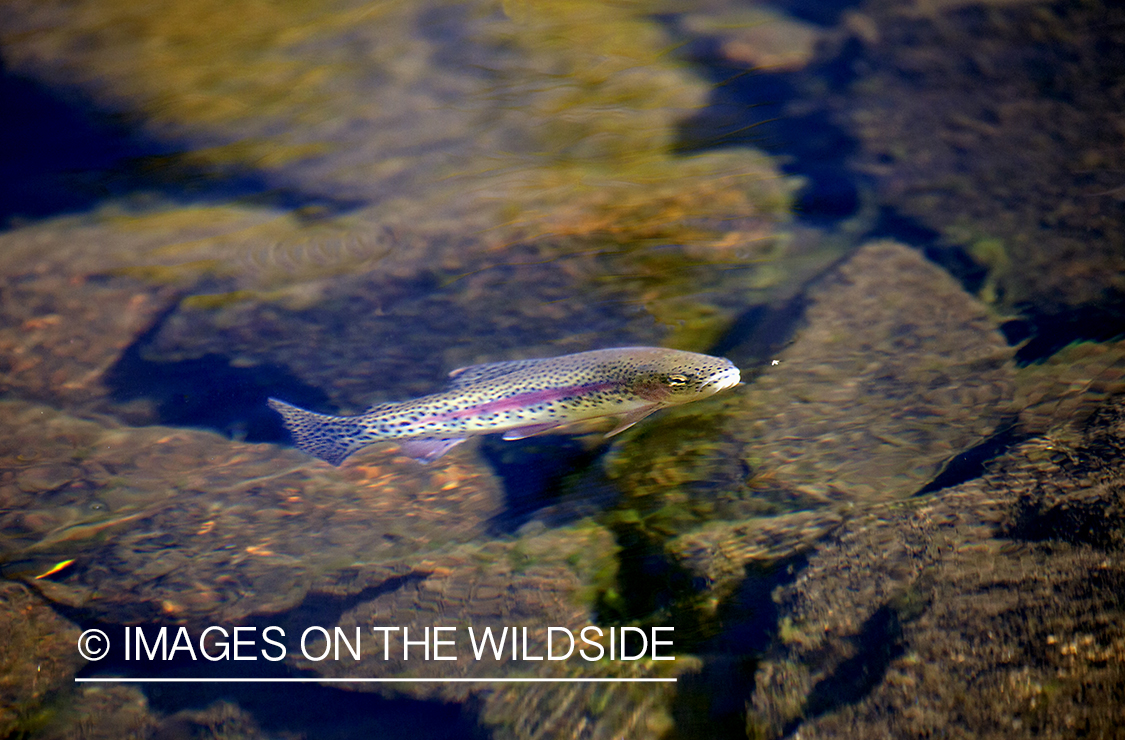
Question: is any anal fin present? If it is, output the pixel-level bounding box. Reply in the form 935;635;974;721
396;438;467;463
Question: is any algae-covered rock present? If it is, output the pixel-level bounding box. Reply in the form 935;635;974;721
0;582;85;738
292;525;615;687
0;0;487;215
736;240;1015;500
747;387;1125;739
0;0;821;423
834;0;1125;327
32;684;282;740
0;215;190;410
131;221;842;415
0;271;171;407
0;0;824;425
667;509;843;589
606;241;1016;596
138;238;674;412
1003;391;1125;551
0;0;797;255
1012;339;1125;436
0;399;505;625
291;522;694;740
35;684;158;740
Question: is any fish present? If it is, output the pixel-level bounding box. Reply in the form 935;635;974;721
268;347;740;465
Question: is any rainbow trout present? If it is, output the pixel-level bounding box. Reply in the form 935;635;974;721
268;347;740;465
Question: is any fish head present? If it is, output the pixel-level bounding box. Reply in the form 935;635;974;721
622;350;741;405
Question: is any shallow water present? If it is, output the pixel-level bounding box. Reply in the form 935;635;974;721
1;0;1124;738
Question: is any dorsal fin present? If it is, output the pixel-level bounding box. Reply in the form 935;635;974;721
444;357;546;388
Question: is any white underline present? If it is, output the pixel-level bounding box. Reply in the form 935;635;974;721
76;677;676;683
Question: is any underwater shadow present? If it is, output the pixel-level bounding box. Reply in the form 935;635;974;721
478;435;621;534
0;61;363;230
668;555;807;739
785;602;908;735
103;300;331;444
66;570;489;740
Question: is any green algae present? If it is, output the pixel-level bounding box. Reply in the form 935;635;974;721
288;521;693;738
1;0;805;324
485;0;798;288
1;0;378;169
598;242;1018;612
0;0;825;438
496;0;704;157
1012;339;1125;434
835;0;1125;320
604;400;740;513
0;583;84;738
748;391;1125;738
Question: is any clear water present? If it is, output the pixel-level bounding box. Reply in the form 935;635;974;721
1;0;1123;738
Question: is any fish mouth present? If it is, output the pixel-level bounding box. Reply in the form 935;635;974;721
701;365;741;394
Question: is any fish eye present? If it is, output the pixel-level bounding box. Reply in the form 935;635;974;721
665;373;690;387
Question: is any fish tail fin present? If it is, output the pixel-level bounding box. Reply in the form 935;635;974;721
267;398;371;466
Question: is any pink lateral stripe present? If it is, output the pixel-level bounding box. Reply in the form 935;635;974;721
437;382;618;420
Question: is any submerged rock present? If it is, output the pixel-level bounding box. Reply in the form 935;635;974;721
734;240;1015;500
0;0;830;450
1012;339;1125;436
0;399;505;625
0;582;84;738
0;0;797;257
0;217;184;411
32;684;286;740
291;522;691;740
748;375;1125;738
606;241;1016;599
830;0;1125;340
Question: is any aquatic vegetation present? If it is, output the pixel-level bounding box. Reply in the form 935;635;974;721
483;0;800;298
290;521;694;738
0;0;380;169
834;0;1125;336
603;242;1017;603
0;583;84;738
0;0;822;423
0;399;508;624
1;0;1121;736
0;0;803;313
749;392;1125;738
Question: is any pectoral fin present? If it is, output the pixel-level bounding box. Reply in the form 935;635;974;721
396;438;467;463
501;422;570;440
604;404;660;438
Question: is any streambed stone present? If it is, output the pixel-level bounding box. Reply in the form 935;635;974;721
607;241;1016;596
0;582;84;738
748;388;1125;738
0;400;505;626
290;523;691;740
